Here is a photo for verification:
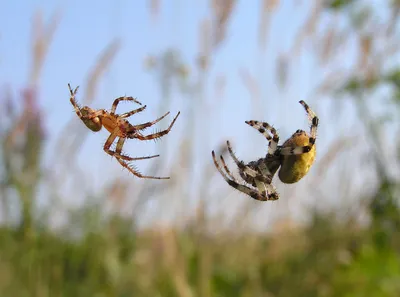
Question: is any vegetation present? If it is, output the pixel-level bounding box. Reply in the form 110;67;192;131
0;1;399;296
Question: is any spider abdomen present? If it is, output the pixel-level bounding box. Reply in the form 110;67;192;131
278;132;316;184
80;107;103;132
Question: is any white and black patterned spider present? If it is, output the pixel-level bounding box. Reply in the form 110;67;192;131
212;100;319;201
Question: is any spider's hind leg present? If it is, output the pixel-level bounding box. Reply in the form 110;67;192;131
105;133;169;179
115;157;170;179
254;180;279;201
103;130;159;161
119;105;147;119
132;111;170;131
219;154;237;181
133;111;180;141
112;137;160;161
212;151;240;184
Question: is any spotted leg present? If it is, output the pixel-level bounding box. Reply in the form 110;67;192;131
245;120;280;155
211;151;279;201
280;101;319;156
299;100;319;147
225;141;272;184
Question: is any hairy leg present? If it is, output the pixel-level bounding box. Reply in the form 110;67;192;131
68;84;82;117
105;137;160;161
111;96;142;114
131;111;170;131
103;132;168;179
119;105;147;118
115;158;170;179
225;141;269;180
133;111;180;141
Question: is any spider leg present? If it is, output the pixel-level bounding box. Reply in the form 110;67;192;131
68;84;83;117
225;141;264;178
103;129;118;156
279;145;312;156
245;120;280;154
105;137;160;161
119;105;147;118
132;111;180;141
219;155;237;181
212;151;241;183
299;100;319;146
245;120;273;140
86;109;107;119
103;132;168;179
115;158;170;179
212;151;278;201
114;138;169;179
68;83;79;97
111;96;142;114
131;111;170;131
254;180;279;200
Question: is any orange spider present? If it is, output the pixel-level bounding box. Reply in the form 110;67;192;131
68;83;180;179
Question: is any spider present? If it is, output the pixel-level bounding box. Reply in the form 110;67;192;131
68;83;180;179
212;100;319;201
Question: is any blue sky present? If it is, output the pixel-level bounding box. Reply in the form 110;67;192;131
1;0;385;227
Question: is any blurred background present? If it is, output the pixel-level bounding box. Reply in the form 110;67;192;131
1;0;400;296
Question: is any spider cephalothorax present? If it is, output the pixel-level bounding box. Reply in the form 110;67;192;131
68;84;180;179
212;100;319;201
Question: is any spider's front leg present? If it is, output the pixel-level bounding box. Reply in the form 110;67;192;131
68;83;82;117
245;120;280;155
279;101;319;156
68;83;105;132
111;96;142;114
299;100;319;141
